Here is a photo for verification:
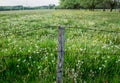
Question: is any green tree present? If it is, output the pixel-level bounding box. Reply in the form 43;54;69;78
60;0;81;9
118;0;120;12
99;0;119;12
60;0;101;10
102;0;108;11
81;0;101;10
108;0;117;12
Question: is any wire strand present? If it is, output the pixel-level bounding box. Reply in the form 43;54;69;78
0;51;120;59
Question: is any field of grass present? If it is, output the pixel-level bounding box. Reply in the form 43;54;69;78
0;10;120;83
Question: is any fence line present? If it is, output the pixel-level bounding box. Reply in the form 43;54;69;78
1;25;120;34
1;25;120;38
49;25;120;33
0;26;51;38
0;24;120;58
0;51;120;59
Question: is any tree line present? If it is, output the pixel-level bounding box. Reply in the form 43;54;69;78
60;0;120;12
0;4;55;11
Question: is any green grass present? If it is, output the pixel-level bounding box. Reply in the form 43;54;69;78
0;10;120;83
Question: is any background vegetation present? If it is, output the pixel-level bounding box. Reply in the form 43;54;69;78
0;0;120;12
0;4;56;11
60;0;120;12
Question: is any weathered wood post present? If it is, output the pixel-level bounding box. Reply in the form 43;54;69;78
57;26;65;83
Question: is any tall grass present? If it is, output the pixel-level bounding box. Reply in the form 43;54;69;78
0;10;120;83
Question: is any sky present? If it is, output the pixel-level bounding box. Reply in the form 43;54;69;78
0;0;59;6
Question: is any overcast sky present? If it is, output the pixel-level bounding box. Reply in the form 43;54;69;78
0;0;59;6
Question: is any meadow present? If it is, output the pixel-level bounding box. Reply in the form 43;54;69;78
0;10;120;83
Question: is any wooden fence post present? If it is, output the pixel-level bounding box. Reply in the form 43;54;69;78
57;26;65;83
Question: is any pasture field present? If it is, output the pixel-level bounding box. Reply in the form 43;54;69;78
0;10;120;83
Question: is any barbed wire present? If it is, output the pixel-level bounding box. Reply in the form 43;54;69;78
0;25;120;38
49;25;120;33
0;50;120;73
0;26;55;38
0;50;120;59
0;25;120;59
1;25;120;34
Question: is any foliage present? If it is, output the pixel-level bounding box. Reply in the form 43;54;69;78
80;0;101;10
60;0;120;11
60;0;81;9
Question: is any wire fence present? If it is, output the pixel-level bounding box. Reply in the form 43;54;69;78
0;25;120;82
0;25;120;58
0;25;120;39
1;25;120;33
0;51;120;59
